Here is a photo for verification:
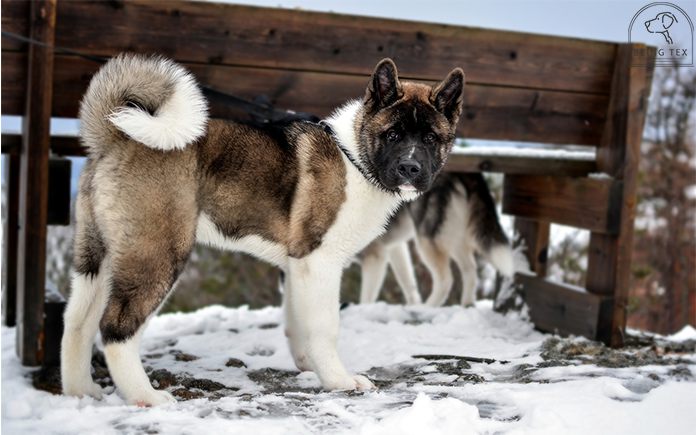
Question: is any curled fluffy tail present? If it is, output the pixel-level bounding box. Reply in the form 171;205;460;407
79;54;208;152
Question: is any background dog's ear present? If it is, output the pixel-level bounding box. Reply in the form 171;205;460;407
430;68;465;123
364;58;403;111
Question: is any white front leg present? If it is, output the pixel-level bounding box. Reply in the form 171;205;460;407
285;253;374;391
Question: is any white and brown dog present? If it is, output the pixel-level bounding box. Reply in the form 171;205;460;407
60;54;465;405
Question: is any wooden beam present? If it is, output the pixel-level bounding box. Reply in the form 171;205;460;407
16;0;56;365
445;151;596;175
1;53;608;146
587;44;654;347
2;154;20;327
514;218;550;276
1;0;616;94
517;272;612;340
1;135;85;157
502;174;623;234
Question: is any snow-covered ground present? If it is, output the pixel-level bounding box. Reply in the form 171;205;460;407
3;302;696;435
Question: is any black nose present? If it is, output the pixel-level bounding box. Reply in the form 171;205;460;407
397;159;421;181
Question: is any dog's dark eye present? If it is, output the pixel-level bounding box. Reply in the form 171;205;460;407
386;129;400;142
423;132;437;144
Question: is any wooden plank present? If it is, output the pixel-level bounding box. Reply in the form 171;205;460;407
514;218;550;276
2;154;20;327
1;0;617;94
445;152;596;176
47;158;72;226
16;0;56;366
502;174;623;234
517;272;611;340
587;44;654;347
4;135;598;178
1;135;84;157
1;53;608;145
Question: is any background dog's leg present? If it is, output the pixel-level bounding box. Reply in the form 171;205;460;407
286;254;374;391
61;266;109;398
388;242;421;305
359;249;388;304
416;238;454;307
454;248;478;307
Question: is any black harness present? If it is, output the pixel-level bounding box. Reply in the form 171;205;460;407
318;120;375;185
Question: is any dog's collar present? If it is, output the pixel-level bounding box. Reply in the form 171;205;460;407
319;120;375;184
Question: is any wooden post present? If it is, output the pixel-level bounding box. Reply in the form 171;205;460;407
2;153;21;327
587;44;655;346
514;217;549;277
16;0;57;365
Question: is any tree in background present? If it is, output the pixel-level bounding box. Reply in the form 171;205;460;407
629;66;696;334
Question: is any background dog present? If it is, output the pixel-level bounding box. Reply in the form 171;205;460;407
359;172;515;306
61;54;465;405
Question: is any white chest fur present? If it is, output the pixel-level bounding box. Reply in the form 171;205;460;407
319;157;403;265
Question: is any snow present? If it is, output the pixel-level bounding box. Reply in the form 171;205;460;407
3;302;695;434
667;325;696;342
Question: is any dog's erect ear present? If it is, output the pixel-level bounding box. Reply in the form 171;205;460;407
364;58;403;111
430;68;465;123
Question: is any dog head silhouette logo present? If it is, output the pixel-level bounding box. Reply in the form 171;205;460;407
645;12;679;44
630;2;694;67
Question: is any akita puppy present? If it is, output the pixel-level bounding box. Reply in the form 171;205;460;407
61;54;464;405
359;172;515;307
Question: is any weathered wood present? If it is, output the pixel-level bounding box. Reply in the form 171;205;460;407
1;53;608;145
514;217;550;276
587;44;654;347
2;154;20;327
47;158;72;226
446;151;596;176
517;272;612;339
42;301;65;367
2;135;84;157
1;0;616;94
502;175;623;234
1;134;599;178
16;0;56;366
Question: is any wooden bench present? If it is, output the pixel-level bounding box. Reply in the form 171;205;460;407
1;0;655;365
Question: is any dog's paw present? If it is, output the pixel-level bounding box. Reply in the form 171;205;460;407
352;374;376;391
63;380;103;399
130;389;177;407
322;374;376;391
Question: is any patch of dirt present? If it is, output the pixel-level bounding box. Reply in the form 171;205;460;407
540;336;694;369
169;350;200;362
172;388;205;400
225;358;247;368
246;368;317;394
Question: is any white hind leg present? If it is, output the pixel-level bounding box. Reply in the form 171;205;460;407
359;249;389;304
103;322;175;406
416;238;454;307
61;268;109;398
454;248;478;307
388;242;421;305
